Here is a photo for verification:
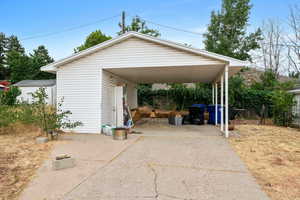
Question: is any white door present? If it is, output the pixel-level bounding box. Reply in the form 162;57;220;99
114;86;124;127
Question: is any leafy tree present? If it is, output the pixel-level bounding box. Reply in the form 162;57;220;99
30;45;55;79
75;30;111;52
118;16;160;37
203;0;262;61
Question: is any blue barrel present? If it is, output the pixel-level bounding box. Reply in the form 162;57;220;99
207;105;223;124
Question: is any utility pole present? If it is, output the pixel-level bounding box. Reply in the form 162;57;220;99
122;11;126;34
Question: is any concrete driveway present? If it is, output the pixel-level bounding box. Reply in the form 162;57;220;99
20;120;269;200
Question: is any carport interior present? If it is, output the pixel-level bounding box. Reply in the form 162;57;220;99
104;64;241;137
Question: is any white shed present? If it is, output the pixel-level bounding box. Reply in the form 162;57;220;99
289;86;300;126
41;32;247;136
14;80;56;105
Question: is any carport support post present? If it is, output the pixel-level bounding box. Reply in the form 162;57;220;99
225;65;229;138
212;84;214;104
221;74;224;132
215;83;218;125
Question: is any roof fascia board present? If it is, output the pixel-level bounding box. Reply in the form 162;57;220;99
41;32;246;71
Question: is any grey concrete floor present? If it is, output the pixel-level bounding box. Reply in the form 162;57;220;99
20;119;270;200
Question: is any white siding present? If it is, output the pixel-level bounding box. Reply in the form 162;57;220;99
292;94;300;126
17;86;55;105
101;70;137;127
57;37;219;133
96;38;222;69
57;62;101;134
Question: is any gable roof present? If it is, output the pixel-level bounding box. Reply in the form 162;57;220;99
13;79;56;87
41;31;248;72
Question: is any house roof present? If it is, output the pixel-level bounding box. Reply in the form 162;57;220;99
13;79;56;87
41;31;248;72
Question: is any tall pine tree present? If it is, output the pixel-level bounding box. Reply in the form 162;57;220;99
5;35;26;80
9;51;33;83
203;0;262;61
0;33;6;80
30;45;55;80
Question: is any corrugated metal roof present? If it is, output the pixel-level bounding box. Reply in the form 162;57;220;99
13;79;56;87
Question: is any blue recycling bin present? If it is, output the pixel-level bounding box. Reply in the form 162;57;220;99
207;104;223;124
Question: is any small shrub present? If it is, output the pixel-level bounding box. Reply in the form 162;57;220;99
271;90;295;126
0;86;21;105
31;88;82;139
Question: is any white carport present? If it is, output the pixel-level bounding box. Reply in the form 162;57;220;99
105;62;241;137
41;31;246;136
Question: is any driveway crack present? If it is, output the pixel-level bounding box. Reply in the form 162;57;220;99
147;163;159;199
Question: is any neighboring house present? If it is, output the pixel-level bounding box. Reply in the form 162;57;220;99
238;68;293;86
14;80;56;105
289;82;300;126
152;68;293;90
0;80;10;91
152;83;195;90
41;31;246;134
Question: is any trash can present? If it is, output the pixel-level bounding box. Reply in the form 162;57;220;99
207;105;223;124
175;115;183;126
113;128;128;140
188;104;206;125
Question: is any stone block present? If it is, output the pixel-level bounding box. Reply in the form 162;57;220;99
36;137;48;144
52;157;75;170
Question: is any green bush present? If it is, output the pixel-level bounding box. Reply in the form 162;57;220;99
136;70;296;127
0;86;21;105
0;88;82;138
137;83;212;110
0;105;18;128
271;90;295;126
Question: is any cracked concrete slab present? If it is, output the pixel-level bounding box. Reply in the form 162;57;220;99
19;134;140;200
63;125;269;200
20;123;270;200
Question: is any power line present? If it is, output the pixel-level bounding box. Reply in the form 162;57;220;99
132;15;204;36
137;15;300;48
20;14;120;41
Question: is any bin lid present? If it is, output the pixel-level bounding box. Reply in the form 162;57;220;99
190;104;206;108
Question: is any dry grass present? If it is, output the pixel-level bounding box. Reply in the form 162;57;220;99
0;124;53;200
229;125;300;200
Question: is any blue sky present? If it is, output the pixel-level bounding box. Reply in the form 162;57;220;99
1;0;299;59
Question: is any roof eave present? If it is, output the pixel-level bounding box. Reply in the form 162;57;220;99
41;31;247;72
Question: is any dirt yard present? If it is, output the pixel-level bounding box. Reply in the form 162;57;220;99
230;125;300;200
0;124;53;200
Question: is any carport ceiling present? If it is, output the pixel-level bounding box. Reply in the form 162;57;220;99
104;65;241;83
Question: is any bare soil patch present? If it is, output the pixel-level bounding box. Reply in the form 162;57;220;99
0;124;53;200
229;125;300;200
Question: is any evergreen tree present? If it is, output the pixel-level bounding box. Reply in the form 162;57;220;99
0;33;6;80
75;30;111;52
30;45;55;79
8;51;32;83
203;0;262;61
5;35;26;79
6;35;25;54
118;16;160;37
